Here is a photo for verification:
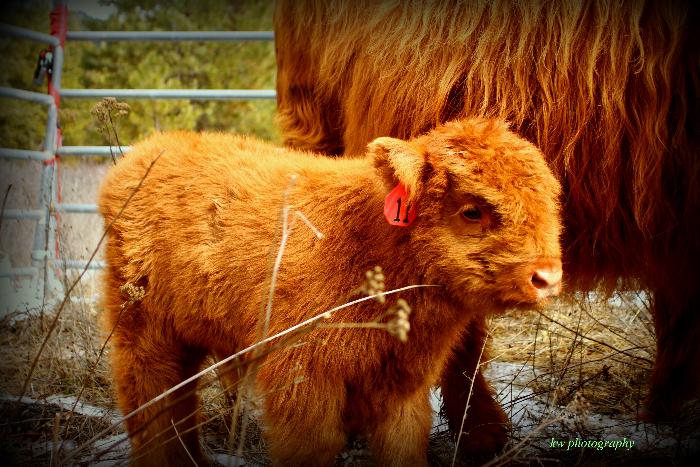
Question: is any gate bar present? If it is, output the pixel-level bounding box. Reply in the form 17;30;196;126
0;267;37;278
0;148;53;161
59;89;276;100
0;86;55;105
3;209;45;220
56;203;98;213
58;146;132;156
67;30;273;41
0;23;60;45
54;259;105;270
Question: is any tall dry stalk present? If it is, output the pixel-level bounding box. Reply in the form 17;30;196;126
91;98;130;165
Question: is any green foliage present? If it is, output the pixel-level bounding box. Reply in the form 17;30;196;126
0;1;52;150
0;99;48;150
0;0;278;150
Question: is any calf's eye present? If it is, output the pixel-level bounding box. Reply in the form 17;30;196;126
462;206;482;221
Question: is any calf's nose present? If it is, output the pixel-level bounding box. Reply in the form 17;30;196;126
531;259;562;300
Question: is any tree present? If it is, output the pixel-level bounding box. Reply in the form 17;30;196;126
1;0;278;150
0;0;52;150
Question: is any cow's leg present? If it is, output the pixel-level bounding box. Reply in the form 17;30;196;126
440;317;509;455
367;389;432;467
647;285;700;420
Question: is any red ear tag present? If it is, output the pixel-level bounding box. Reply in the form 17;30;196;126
384;183;417;226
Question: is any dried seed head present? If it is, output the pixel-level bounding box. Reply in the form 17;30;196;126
90;103;108;125
386;298;412;342
359;266;386;303
567;392;591;416
551;385;566;406
119;282;145;309
392;299;411;316
387;316;411;342
91;97;131;130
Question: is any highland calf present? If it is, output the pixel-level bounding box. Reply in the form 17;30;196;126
274;0;700;427
99;118;562;466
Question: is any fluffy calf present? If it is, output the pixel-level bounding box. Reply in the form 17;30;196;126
99;118;562;466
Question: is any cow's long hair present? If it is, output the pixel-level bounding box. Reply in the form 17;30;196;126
275;0;700;417
276;0;699;290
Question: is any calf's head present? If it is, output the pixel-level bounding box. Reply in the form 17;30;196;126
370;118;562;310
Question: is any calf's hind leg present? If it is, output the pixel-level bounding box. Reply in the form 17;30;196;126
110;313;206;466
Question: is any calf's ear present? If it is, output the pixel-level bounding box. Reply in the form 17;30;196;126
368;137;425;197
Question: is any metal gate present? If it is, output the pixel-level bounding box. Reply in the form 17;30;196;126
0;0;275;315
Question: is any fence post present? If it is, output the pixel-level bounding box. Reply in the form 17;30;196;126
31;0;67;304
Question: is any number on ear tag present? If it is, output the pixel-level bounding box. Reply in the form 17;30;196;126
384;183;417;226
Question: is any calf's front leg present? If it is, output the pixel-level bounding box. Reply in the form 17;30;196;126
367;388;432;467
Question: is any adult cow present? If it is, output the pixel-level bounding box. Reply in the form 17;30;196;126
274;0;700;435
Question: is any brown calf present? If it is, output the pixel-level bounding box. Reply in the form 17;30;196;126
99;118;561;465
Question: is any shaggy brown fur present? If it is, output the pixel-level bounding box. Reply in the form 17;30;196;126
99;118;561;465
274;0;700;425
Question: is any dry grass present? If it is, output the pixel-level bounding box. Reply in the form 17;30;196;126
490;291;654;418
0;301;116;465
0;301;112;406
4;289;696;466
